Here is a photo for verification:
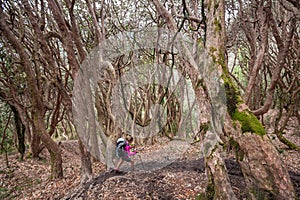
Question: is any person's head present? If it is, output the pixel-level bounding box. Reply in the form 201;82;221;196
126;135;134;143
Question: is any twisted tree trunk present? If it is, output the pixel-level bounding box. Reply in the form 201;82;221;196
0;10;63;178
205;0;295;198
10;105;26;160
151;0;296;198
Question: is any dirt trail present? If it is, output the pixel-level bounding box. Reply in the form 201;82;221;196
64;158;300;199
1;138;299;199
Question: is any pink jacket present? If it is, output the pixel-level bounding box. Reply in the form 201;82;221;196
124;142;136;156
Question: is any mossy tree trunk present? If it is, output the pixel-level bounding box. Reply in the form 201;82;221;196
205;0;296;199
151;0;237;199
224;111;295;199
204;0;239;199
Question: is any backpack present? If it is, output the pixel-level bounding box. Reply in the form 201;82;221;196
116;138;126;149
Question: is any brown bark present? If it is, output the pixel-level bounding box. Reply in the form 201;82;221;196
204;0;238;198
0;8;63;178
22;0;72;109
34;111;63;178
252;10;296;116
67;0;87;62
86;0;103;43
238;0;269;107
46;0;80;78
78;139;92;183
202;0;295;198
206;145;237;199
0;109;12;168
30;126;41;158
11;105;26;160
224;112;296;199
45;0;92;179
151;0;237;198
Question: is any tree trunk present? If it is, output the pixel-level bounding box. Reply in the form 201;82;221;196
0;13;63;179
205;0;295;199
30;126;41;158
203;0;239;199
205;143;237;199
10;105;25;160
252;10;296;116
151;0;237;198
241;0;269;106
224;112;295;199
78;139;92;183
34;111;63;179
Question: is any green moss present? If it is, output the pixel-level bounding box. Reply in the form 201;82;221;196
222;74;240;117
196;78;207;92
229;137;244;161
209;47;226;69
233;110;266;136
249;188;275;200
208;33;265;138
214;2;219;15
220;60;266;136
205;182;215;200
200;123;210;133
276;130;300;150
209;45;240;117
214;18;222;33
208;46;217;63
196;192;206;200
217;49;226;69
207;0;212;12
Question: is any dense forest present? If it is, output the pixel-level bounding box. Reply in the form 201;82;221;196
0;0;299;199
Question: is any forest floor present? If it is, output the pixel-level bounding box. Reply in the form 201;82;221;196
0;116;299;199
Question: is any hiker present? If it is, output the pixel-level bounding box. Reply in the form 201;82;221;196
114;137;137;172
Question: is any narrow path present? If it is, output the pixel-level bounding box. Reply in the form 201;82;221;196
64;158;300;199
